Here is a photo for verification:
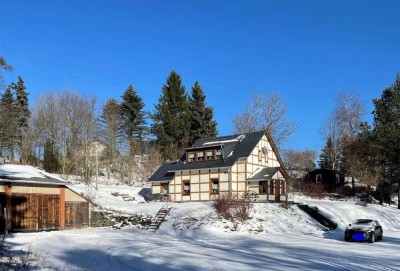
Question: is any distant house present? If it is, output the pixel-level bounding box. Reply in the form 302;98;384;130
0;164;92;232
303;169;345;192
148;130;288;202
78;140;108;157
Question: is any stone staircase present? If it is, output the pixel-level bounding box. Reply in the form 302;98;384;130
146;204;172;232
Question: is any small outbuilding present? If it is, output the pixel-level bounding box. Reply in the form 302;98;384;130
0;164;91;232
303;169;345;192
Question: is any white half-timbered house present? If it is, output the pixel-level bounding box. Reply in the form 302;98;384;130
148;130;288;202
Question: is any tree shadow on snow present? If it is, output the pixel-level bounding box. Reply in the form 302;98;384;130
51;246;207;271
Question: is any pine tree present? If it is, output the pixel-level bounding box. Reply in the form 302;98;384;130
151;71;190;159
120;84;146;156
318;137;335;170
373;73;400;208
0;87;16;159
188;81;217;145
11;76;31;159
12;76;30;129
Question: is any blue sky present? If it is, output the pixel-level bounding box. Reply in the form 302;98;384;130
1;0;399;152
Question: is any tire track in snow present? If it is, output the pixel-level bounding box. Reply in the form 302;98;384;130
111;236;396;271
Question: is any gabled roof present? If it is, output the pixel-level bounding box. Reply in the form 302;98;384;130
147;162;175;182
149;130;288;182
0;164;69;186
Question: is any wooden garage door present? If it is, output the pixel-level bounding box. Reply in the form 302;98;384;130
65;202;89;229
12;194;60;231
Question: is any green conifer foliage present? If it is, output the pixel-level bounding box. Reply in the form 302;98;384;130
318;137;335;170
188;81;217;145
120;84;146;156
0;87;16;159
152;71;190;159
373;73;400;208
12;76;31;151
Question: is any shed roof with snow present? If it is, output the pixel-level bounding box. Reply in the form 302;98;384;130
0;164;69;186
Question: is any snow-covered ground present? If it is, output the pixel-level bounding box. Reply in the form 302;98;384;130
4;186;400;271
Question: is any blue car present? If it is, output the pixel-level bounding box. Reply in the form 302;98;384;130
344;219;383;243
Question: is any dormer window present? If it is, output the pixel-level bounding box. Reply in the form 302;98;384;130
188;152;195;162
216;149;222;159
206;150;213;160
197;151;204;161
187;148;223;162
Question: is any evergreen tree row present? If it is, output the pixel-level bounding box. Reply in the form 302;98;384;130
99;70;217;161
1;56;218;170
151;71;217;160
0;76;30;161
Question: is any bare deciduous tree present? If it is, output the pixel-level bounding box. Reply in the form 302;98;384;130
319;91;365;178
334;91;365;137
33;91;97;182
98;99;122;179
283;149;317;194
233;93;298;148
0;56;13;90
319;114;342;170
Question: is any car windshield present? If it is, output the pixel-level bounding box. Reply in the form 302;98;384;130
354;220;373;226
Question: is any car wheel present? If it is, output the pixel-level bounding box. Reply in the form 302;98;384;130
368;233;375;243
344;236;350;242
377;233;383;241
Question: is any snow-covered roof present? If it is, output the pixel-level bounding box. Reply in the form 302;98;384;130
0;164;69;186
247;167;280;181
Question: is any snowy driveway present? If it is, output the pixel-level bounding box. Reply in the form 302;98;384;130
6;227;400;271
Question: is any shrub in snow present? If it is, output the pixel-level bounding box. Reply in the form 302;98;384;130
213;193;253;222
300;183;325;199
213;193;233;220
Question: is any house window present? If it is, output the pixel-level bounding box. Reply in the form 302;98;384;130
265;151;268;163
270;180;275;194
197;151;204;161
316;174;322;183
206;150;213;160
161;183;169;194
280;181;285;195
335;174;340;184
182;180;190;195
216;149;223;159
210;179;219;194
258;150;262;162
188;152;195;162
259;181;267;194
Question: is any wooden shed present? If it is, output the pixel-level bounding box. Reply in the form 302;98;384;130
0;164;91;232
